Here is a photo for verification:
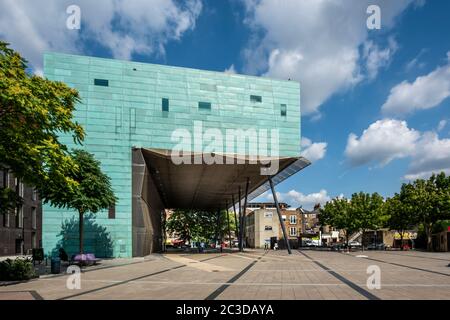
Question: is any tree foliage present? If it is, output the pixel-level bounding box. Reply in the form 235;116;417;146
399;172;450;250
58;150;116;254
321;172;450;251
319;197;358;245
0;41;84;212
166;209;236;244
350;192;386;248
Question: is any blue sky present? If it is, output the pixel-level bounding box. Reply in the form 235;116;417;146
1;0;449;209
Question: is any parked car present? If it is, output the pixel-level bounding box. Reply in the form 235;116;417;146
367;243;386;250
304;239;320;247
348;241;362;247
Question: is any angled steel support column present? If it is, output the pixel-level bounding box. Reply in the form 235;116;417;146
269;177;292;254
232;194;238;249
215;208;221;248
238;186;243;252
225;200;232;248
241;177;250;251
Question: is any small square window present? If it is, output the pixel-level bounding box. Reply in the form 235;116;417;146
162;98;169;112
108;205;115;219
280;104;287;116
250;95;262;103
94;79;109;86
198;101;211;110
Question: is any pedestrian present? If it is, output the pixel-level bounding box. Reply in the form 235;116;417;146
200;242;205;253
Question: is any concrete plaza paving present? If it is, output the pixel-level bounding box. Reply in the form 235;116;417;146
0;249;449;300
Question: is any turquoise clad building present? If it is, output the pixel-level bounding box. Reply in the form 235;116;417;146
42;52;306;258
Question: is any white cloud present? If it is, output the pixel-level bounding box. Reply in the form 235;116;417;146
363;37;398;80
345;119;420;167
224;64;237;74
345;118;450;179
0;0;202;70
301;137;327;163
262;189;331;210
381;52;450;115
405;48;427;72
437;120;447;132
404;132;450;180
243;0;415;115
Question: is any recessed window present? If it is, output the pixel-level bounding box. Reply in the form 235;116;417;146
108;205;115;219
289;215;297;225
280;104;287;116
162;98;169;112
264;212;273;218
250;95;262;103
94;79;109;86
198;101;211;110
289;227;297;237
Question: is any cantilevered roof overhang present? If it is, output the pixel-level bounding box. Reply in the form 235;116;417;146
141;148;310;211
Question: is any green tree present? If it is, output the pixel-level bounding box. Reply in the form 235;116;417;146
47;150;117;254
320;197;359;246
350;192;386;250
166;209;235;244
385;186;418;250
403;172;450;251
0;41;84;214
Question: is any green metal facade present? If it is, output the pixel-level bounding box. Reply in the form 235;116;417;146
42;52;301;258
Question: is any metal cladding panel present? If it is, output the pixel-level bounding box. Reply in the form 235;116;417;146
42;52;302;257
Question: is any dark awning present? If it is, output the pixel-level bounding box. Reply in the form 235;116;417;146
141;148;310;210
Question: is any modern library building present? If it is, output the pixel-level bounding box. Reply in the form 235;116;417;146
42;53;309;258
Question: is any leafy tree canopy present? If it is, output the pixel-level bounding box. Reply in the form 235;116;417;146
167;209;236;243
0;41;85;212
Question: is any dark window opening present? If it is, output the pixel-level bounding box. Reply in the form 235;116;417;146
108;206;115;219
94;79;109;86
162;98;169;112
198;101;211;110
280;104;287;116
250;95;262;103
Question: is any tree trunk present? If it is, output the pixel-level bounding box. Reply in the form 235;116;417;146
79;210;84;254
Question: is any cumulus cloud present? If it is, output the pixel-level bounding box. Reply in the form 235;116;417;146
345;118;450;179
301;137;327;163
345;119;420;167
404;132;450;180
0;0;202;71
262;189;331;210
243;0;416;115
381;52;450;115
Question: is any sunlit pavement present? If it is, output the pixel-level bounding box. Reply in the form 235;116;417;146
1;249;449;300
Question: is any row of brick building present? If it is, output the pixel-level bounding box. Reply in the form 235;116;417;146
0;169;42;256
